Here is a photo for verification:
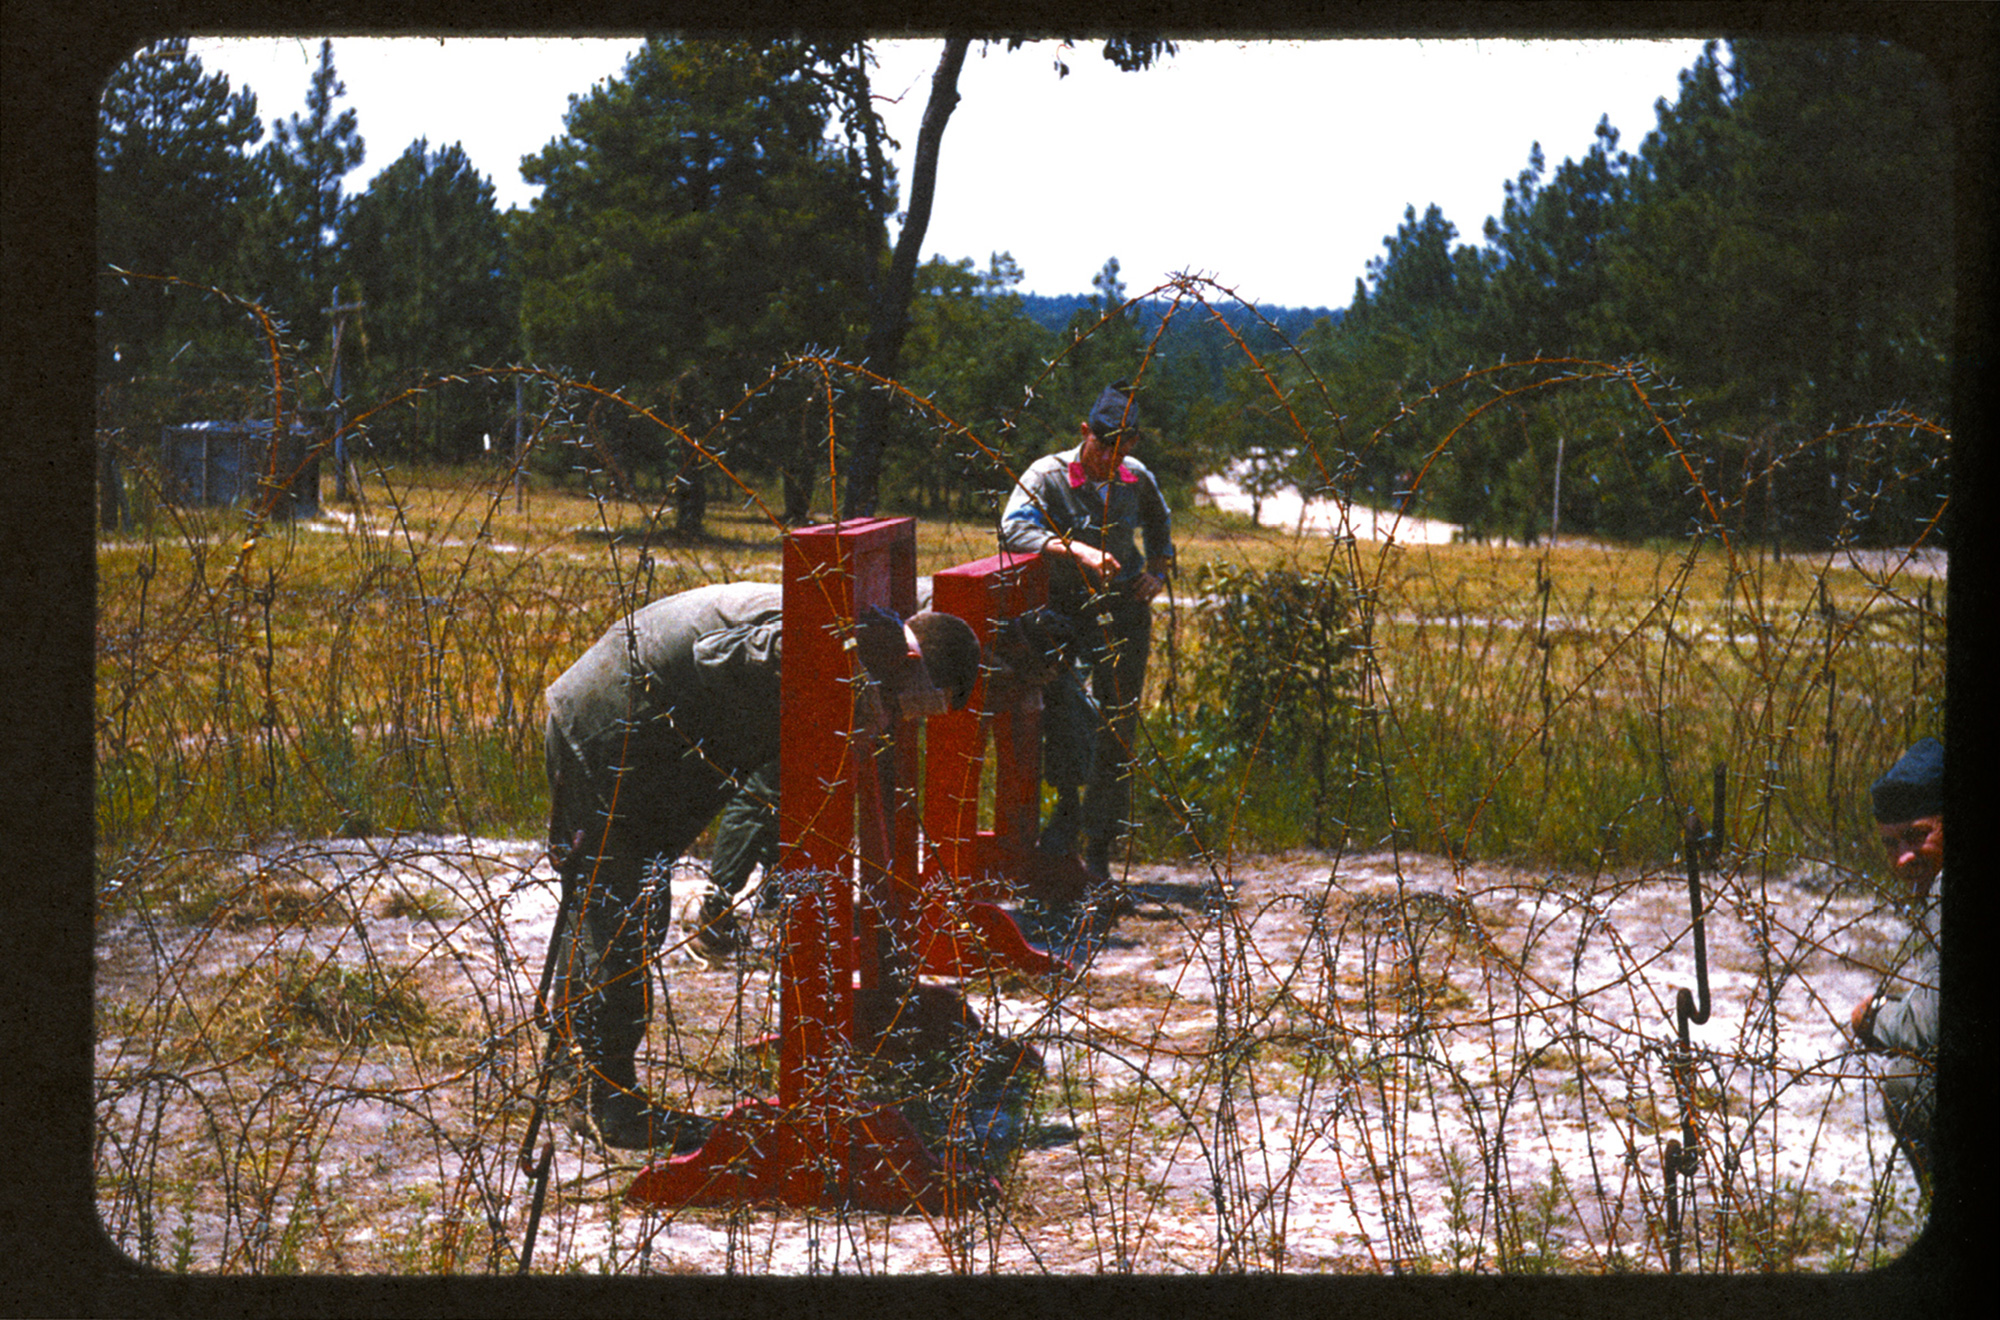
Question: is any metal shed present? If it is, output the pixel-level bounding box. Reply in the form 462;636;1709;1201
159;419;321;518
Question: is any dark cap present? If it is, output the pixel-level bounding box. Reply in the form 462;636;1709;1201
1088;382;1140;439
907;609;982;710
1870;736;1944;823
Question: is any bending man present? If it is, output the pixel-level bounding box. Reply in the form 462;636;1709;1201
1000;381;1175;879
541;583;981;1150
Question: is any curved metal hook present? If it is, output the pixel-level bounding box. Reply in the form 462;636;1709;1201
1664;762;1724;1271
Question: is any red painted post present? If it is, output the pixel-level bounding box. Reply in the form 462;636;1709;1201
909;552;1076;979
624;519;987;1214
926;552;1044;886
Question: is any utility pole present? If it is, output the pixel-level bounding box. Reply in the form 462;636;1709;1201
1549;429;1566;544
514;375;526;513
325;285;365;502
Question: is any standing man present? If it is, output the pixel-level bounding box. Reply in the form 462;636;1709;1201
1849;736;1943;1191
541;583;981;1150
1000;382;1175;879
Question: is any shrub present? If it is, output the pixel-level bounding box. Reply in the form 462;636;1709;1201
1147;561;1363;852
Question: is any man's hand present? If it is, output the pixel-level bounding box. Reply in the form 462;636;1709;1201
1043;538;1116;584
1850;994;1883;1049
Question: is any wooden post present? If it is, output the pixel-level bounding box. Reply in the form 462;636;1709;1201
324;287;364;503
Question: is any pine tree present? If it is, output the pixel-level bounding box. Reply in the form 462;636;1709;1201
245;38;364;350
895;252;1058;512
1600;37;1952;542
511;38;878;531
1477;122;1630;363
340;139;520;458
96;38;267;384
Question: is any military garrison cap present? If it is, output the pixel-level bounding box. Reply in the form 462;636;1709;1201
1088;382;1140;439
1870;736;1944;823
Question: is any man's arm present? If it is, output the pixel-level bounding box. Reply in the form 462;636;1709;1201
1142;466;1175;564
1000;462;1060;557
1866;972;1938;1058
1134;464;1175;600
1852;927;1939;1057
1002;461;1120;587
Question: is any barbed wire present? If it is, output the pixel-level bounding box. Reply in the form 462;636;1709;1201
92;274;1944;1274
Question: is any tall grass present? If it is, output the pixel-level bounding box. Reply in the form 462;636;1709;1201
1139;535;1944;881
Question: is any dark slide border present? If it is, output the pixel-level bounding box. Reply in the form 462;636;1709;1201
6;3;1990;1315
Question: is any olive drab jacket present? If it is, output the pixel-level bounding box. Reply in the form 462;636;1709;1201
545;583;785;805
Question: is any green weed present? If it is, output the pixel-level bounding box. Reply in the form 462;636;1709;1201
265;955;436;1050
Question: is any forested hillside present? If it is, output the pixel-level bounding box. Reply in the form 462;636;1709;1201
1020;292;1339;344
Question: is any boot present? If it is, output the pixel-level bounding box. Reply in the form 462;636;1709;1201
1026;845;1093;916
568;1079;712;1153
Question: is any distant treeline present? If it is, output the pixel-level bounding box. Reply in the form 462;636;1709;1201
98;37;1948;545
1019;293;1341;345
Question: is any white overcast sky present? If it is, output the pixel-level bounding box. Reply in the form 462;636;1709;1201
181;35;1713;311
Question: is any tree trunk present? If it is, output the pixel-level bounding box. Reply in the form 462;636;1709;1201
674;445;706;538
840;36;970;519
784;394;816;525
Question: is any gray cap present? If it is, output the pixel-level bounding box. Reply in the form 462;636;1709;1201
1088;382;1140;439
1870;736;1944;823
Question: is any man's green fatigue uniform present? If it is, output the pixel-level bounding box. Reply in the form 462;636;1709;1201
542;583;786;1138
1871;878;1939;1186
1000;445;1174;871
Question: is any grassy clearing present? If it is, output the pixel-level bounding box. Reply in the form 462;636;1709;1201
97;458;1943;885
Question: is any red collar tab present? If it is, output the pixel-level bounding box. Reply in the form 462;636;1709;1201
1067;459;1138;488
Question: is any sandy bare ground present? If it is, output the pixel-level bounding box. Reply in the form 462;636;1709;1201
93;834;1929;1275
1194;470;1948;587
1197;470;1461;545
